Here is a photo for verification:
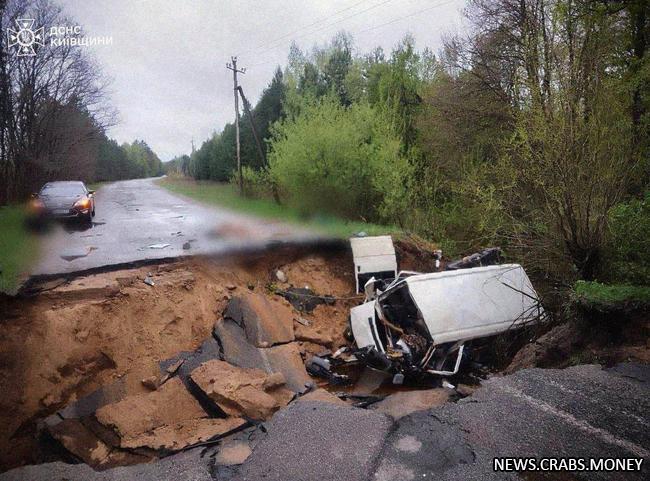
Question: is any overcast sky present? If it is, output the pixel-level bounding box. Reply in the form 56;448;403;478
61;0;466;161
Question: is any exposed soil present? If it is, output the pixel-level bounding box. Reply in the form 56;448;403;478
0;244;356;472
0;239;647;474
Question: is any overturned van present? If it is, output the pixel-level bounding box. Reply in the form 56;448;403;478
349;264;546;379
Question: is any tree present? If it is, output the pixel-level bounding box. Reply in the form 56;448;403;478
0;0;114;202
267;96;409;222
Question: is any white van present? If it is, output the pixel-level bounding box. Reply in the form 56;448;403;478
350;264;546;377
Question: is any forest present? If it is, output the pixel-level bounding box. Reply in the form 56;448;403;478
171;0;649;288
0;0;163;204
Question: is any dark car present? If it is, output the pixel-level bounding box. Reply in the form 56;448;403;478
30;181;96;223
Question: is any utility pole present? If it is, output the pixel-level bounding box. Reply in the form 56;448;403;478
237;86;266;167
226;56;246;194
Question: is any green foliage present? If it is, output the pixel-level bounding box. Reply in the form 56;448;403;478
267;96;409;223
240;166;275;199
606;192;650;284
0;205;38;293
573;280;650;308
181;6;649;291
164;155;190;176
496;89;635;280
121;140;164;178
95;137;162;181
374;35;424;152
189;69;287;182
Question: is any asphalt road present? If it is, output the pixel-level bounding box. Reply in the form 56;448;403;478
2;363;647;481
32;177;316;276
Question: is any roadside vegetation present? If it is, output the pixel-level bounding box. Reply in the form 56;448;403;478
166;1;649;313
0;205;39;293
0;1;164;205
573;281;650;308
159;176;398;238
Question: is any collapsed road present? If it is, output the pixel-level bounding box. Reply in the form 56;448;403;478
0;238;647;480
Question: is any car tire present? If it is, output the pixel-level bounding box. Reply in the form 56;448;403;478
84;212;93;224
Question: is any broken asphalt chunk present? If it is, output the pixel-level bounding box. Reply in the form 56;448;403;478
95;377;244;451
158;336;222;390
214;317;310;393
47;418;112;467
223;293;295;347
296;388;348;406
190;360;294;421
370;389;451;419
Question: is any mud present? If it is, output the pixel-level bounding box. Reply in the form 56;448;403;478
0;244;355;471
1;239;646;474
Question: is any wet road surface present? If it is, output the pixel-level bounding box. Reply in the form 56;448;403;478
33;177;317;276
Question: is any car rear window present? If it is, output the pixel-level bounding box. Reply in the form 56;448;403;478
41;183;86;195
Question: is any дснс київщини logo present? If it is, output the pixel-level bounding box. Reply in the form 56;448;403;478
7;18;44;56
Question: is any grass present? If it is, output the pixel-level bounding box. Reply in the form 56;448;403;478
573;280;650;308
0;205;40;294
157;177;399;238
87;181;111;192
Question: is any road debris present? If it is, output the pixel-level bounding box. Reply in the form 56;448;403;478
297;388;347;406
445;246;501;270
143;275;155;286
350;235;397;293
190;360;294;420
277;286;334;312
147;243;170;249
59;246;93;261
93;377;247;452
305;356;351;385
223;293;295;347
370;388;451;419
275;269;287;283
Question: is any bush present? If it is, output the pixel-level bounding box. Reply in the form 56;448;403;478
606;192;650;285
238;166;275;199
267;96;410;223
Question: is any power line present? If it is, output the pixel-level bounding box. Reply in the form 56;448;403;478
236;0;372;57
246;0;395;62
354;0;456;37
247;0;458;68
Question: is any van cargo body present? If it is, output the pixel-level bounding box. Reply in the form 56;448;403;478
350;264;545;376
